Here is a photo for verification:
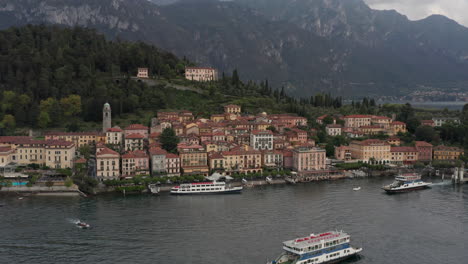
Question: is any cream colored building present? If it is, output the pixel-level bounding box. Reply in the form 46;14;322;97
45;141;76;169
224;104;241;115
344;115;372;128
45;132;104;148
349;139;391;164
0;146;15;166
137;68;149;78
106;127;124;145
96;147;120;179
292;147;326;172
326;125;342;136
185;67;218;82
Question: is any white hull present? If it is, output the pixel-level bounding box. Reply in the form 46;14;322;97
171;186;243;195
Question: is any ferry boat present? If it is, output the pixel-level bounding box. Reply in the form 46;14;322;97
268;231;362;264
382;174;432;193
170;181;242;195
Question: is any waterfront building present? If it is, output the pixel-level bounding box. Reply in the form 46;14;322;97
335;146;352;161
292;147;327;172
166;153;180;176
103;102;112;133
0;146;15;167
185;67;218;82
209;152;225;171
124;134;145;151
96;147;120;179
262;150;283;169
326;124;342;136
178;143;209;175
390;147;419;165
250;130;273;150
221;145;262;174
343;115;372;128
433;146;464;161
45;131;104;148
45;140;76;169
149;147;167;176
349;139;391;164
121;150;150;177
137;67;149;78
106;127;123;146
415;141;433;162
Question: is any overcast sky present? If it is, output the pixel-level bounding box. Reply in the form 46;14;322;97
364;0;468;27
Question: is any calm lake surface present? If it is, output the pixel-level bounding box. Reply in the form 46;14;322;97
1;177;467;264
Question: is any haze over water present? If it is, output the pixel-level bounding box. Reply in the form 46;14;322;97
1;177;467;264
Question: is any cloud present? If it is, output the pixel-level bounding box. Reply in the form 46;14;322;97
364;0;468;27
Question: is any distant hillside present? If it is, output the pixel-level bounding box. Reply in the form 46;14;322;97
1;0;468;96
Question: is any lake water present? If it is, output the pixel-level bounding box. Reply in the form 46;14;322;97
1;177;467;264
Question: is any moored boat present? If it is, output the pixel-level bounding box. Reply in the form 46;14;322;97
382;173;431;193
268;231;362;264
170;181;242;195
148;184;160;195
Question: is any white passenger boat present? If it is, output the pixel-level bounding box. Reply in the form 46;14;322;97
170;181;242;195
268;231;362;264
382;174;432;193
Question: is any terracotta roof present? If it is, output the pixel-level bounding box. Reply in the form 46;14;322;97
149;132;161;138
0;136;31;144
415;141;433;147
344;115;372;119
74;157;87;164
434;145;463;151
122;150;148;159
125;124;148;130
45;140;74;147
372;115;392;120
97;147;119;157
391;121;406;125
165;153;179;159
209;152;224;159
326;124;342;128
125;133;145;139
0;146;13;153
354;139;389;146
252;130;273;135
149;147;168;155
45;131;101;136
107;127;123;132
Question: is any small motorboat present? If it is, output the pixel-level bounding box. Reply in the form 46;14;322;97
148;184;160;195
77;221;90;229
18;197;24;200
242;178;248;184
266;177;273;184
353;187;361;191
285;177;297;184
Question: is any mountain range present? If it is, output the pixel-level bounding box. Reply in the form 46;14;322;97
1;0;468;97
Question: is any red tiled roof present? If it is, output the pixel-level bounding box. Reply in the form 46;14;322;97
0;136;31;144
107;127;123;132
74;157;87;164
149;147;168;155
391;121;406;125
125;124;148;130
45;131;102;136
97;147;119;157
252;130;273;135
165;153;179;159
0;146;13;153
372;115;392;120
344;115;372;118
122;150;148;159
125;133;145;139
45;140;74;147
415;141;433;147
354;139;389;146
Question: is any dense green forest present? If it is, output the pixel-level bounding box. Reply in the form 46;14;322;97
0;25;467;152
0;25;186;131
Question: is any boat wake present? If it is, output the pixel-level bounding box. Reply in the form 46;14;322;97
67;218;81;225
430;181;452;187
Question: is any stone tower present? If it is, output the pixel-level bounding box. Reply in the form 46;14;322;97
103;103;111;132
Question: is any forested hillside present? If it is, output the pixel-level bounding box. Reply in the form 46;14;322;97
0;25;186;130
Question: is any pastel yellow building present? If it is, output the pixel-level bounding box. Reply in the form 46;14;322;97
349;139;391;164
433;146;464;161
